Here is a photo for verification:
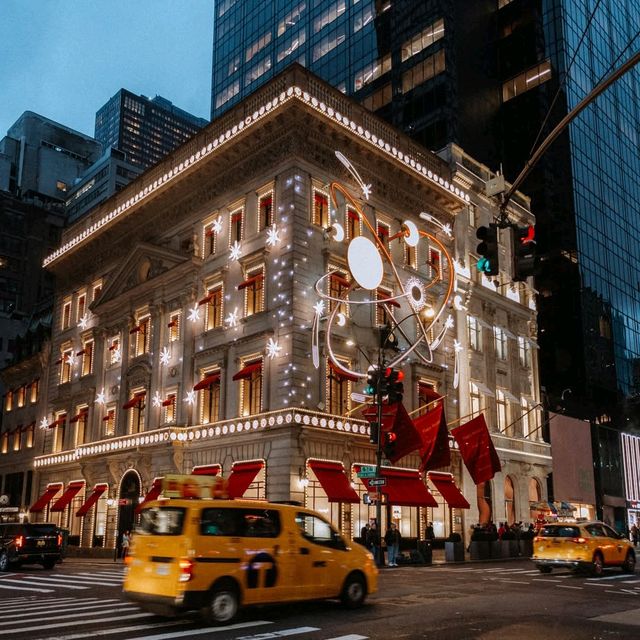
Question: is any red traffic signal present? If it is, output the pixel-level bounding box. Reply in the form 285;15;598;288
512;225;538;282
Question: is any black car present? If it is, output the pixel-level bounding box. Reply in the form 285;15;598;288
0;523;62;570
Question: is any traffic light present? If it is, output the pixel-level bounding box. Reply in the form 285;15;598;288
476;224;499;276
369;421;379;445
365;366;379;396
512;225;538;282
383;431;397;460
385;368;404;404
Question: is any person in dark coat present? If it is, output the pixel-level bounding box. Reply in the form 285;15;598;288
385;523;402;567
367;522;381;565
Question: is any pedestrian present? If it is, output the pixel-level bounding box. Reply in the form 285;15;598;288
360;522;370;547
631;523;639;546
425;521;435;542
385;522;402;567
121;530;130;560
367;522;381;565
498;522;507;539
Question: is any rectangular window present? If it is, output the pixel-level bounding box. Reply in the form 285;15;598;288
313;190;330;227
81;340;94;376
30;379;39;404
469;383;482;418
521;398;531;438
62;299;72;330
215;80;240;109
276;27;306;62
401;18;444;62
347;207;361;239
502;60;552;102
203;220;217;257
327;358;352;415
404;243;417;269
361;83;392;111
494;327;507;361
4;390;12;412
229;207;244;245
314;0;346;33
353;3;374;32
376;287;396;326
103;407;116;437
467;316;482;352
204;284;224;331
240;360;263;416
127;391;146;434
258;191;274;230
25;423;35;448
109;336;121;365
17;385;25;408
429;248;441;279
518;336;531;367
376;222;390;252
12;429;20;452
199;371;221;424
134;316;150;356
312;27;346;62
1;432;7;454
328;269;350;315
60;348;73;384
53;413;67;452
163;394;177;423
245;31;272;63
354;54;391;91
241;267;265;317
245;55;272;85
92;281;102;302
76;293;86;324
277;2;306;36
168;312;181;342
72;407;88;447
418;380;439;412
496;390;509;434
401;49;446;93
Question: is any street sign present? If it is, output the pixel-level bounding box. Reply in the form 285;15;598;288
368;477;387;487
350;392;373;404
357;465;377;478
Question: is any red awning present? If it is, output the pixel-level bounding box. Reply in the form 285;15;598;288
76;483;108;517
198;292;214;306
309;460;359;503
192;464;222;476
129;326;141;334
49;415;67;429
237;274;263;290
427;472;470;509
30;483;63;513
123;392;146;409
50;481;85;512
194;373;221;390
378;292;401;308
359;468;437;507
227;461;264;498
161;395;176;407
328;360;360;382
135;478;163;513
69;409;89;423
232;362;262;381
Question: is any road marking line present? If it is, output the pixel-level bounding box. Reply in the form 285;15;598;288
3;577;88;589
0;598;107;615
10;612;154;634
102;620;274;640
325;635;368;640
49;620;188;640
532;578;562;583
0;596;78;610
0;601;136;621
0;582;52;593
498;580;529;584
235;628;320;640
0;605;141;627
587;574;633;581
556;585;583;590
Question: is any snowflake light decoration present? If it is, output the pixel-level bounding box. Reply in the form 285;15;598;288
112;348;122;363
266;225;281;247
39;417;50;430
159;346;171;366
95;390;106;405
211;216;223;234
188;305;201;323
78;312;91;330
230;241;242;261
225;307;240;328
313;300;325;316
152;391;162;408
65;353;76;367
266;337;282;359
184;390;196;405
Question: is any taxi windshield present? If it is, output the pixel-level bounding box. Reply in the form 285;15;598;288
137;507;186;535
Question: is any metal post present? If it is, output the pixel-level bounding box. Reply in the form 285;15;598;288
375;350;384;566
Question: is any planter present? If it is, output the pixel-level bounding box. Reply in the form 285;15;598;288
445;541;465;562
469;540;491;560
508;540;521;557
519;539;533;557
417;541;433;565
490;540;502;559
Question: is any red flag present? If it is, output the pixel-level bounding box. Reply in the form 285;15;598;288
451;414;501;485
362;403;422;463
414;403;451;471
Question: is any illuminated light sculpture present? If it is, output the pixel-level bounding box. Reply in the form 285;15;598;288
187;305;201;323
313;151;459;386
95;390;106;405
78;312;91;330
266;337;282;359
265;225;281;247
159;346;171;366
152;391;162;408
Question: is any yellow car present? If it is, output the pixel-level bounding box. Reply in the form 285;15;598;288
123;495;377;625
532;521;636;576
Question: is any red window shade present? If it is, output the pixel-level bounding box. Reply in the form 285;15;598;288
328;360;360;382
232;362;262;381
419;383;441;403
191;464;221;476
231;212;242;223
308;460;359;503
161;394;176;407
135;478;163;514
205;227;215;237
315;193;327;204
76;349;86;356
227;461;264;498
129;326;141;334
238;273;264;290
49;415;67;429
69;409;89;423
378;292;401;308
359;467;437;507
102;413;113;421
194;373;221;390
427;472;470;509
108;342;119;351
76;483;108;517
168;320;178;328
123;392;146;409
30;483;63;512
198;292;214;306
50;481;85;512
330;273;350;288
348;209;359;221
377;225;389;237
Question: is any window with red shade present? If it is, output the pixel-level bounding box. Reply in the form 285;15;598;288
230;208;243;244
313;190;329;227
259;192;273;230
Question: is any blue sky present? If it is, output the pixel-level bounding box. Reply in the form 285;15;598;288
0;0;214;138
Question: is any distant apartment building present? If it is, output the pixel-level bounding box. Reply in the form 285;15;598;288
94;90;208;171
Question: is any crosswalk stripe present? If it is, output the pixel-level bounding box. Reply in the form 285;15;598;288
10;612;154;634
212;626;319;640
0;601;129;621
4;576;88;589
98;620;274;640
45;574;123;586
325;636;368;640
49;619;188;640
0;598;107;615
587;573;633;581
0;581;52;593
0;596;77;610
29;575;120;586
0;604;142;627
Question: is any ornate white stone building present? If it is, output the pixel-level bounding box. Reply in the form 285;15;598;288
0;66;551;550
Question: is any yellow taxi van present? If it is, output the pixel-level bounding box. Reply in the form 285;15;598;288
123;475;378;625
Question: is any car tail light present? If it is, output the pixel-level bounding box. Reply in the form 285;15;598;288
15;535;25;549
178;558;194;582
571;537;587;544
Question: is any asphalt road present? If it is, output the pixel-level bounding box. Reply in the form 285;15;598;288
1;559;640;639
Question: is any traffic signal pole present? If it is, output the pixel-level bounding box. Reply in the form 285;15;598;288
375;349;384;566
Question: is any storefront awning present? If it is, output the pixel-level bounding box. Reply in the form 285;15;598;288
227;461;264;498
427;472;470;509
30;483;63;513
193;373;221;390
308;460;359;503
360;468;437;507
192;464;222;476
123;392;146;409
76;483;108;517
50;481;85;512
135;478;163;513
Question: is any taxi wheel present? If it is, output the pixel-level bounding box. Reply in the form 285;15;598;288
202;582;239;626
622;551;636;574
340;572;367;609
0;552;8;572
536;565;552;574
591;552;604;577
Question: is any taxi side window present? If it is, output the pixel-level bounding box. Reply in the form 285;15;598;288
602;524;622;539
200;508;281;538
295;512;346;550
585;524;606;537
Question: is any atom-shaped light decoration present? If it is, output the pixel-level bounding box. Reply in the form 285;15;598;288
78;312;91;330
184;390;196;405
159;346;171;366
188;305;201;323
152;391;162;408
39;417;50;430
95;390;106;405
225;308;240;328
211;216;223;234
266;225;281;247
230;241;242;261
266;337;282;359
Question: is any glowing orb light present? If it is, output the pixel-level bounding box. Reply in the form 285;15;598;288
347;236;383;290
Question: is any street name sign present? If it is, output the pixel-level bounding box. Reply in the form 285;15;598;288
369;477;387;487
350;392;373;404
357;465;377;478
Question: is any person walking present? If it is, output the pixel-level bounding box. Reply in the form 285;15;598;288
385;522;402;567
367;522;381;566
360;522;370;548
631;523;639;547
121;530;131;560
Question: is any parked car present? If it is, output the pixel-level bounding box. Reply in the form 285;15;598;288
0;523;63;571
532;521;635;576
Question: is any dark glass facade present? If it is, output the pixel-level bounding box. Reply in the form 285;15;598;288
95;89;209;171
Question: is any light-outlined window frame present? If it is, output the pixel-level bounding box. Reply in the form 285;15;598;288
103;406;116;437
326;357;353;416
132;314;151;357
239;356;263;417
312;187;330;228
203;282;224;331
162;391;178;424
257;186;275;232
327;263;350;316
467;316;482;352
62;297;72;330
168;311;181;343
80;338;94;377
76;291;87;324
198;368;221;425
229;203;245;247
241;263;265;318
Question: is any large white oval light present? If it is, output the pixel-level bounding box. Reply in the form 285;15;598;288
348;236;383;290
402;220;420;247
